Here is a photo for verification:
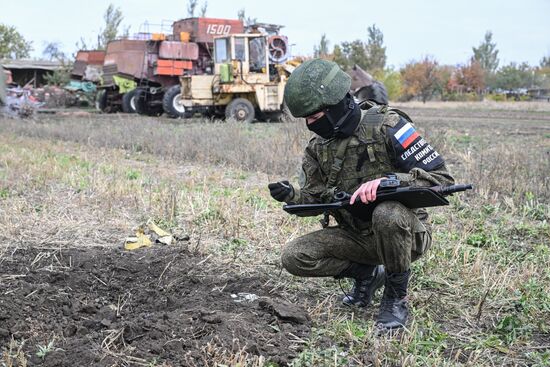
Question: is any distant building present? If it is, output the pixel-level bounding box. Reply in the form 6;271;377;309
0;59;64;88
527;88;550;101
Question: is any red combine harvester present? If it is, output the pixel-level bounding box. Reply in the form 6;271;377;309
72;50;105;83
97;17;244;116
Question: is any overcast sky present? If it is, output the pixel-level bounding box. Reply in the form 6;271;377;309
1;0;549;68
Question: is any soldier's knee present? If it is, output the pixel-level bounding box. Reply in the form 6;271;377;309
372;201;408;232
280;241;305;276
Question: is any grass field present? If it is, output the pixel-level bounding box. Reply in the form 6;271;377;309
1;102;549;366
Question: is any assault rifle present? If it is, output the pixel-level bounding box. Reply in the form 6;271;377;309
283;184;473;221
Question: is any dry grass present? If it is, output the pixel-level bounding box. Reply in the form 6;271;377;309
1;105;549;366
395;101;550;112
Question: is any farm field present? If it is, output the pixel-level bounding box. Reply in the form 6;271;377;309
0;102;549;366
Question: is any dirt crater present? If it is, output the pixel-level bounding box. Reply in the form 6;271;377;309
0;246;310;366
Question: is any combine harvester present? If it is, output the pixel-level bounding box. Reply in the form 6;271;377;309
97;18;243;116
96;17;297;121
97;17;387;121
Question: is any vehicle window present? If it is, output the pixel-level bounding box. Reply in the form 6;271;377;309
248;37;266;72
235;38;246;61
215;38;230;63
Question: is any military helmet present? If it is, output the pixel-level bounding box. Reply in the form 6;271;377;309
284;59;351;118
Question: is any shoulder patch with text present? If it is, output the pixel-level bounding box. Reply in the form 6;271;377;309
388;117;445;171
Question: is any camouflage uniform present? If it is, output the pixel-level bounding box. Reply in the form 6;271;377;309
281;104;455;276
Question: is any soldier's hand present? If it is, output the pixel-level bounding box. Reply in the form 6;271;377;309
350;177;386;204
268;180;294;202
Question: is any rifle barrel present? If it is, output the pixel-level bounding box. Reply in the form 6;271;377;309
438;184;473;195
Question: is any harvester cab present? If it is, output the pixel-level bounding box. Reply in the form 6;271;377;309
213;34;270;85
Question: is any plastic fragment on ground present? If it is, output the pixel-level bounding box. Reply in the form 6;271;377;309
124;230;153;250
157;235;173;245
148;220;174;245
231;293;259;303
147;221;171;237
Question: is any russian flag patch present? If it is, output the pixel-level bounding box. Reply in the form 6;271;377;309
394;122;419;149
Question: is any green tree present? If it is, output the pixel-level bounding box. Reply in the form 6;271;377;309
43;65;72;86
534;67;550;88
494;62;533;90
0;23;33;59
332;44;349;70
540;55;550;68
375;68;401;101
472;31;499;89
364;24;386;72
99;4;124;49
341;40;368;70
473;31;499;72
313;34;330;59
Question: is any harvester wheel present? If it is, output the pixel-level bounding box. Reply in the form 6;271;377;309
135;89;163;117
122;89;137;113
95;90;108;112
225;98;255;123
163;85;191;118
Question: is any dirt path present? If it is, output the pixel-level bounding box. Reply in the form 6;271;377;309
0;245;310;366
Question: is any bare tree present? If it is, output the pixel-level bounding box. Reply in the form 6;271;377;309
200;1;208;17
237;9;256;26
187;0;198;17
42;42;66;62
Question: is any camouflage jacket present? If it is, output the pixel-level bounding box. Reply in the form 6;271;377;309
290;103;455;232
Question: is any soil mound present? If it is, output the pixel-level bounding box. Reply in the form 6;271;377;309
0;246;310;366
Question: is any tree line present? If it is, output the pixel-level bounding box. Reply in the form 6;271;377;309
314;28;550;102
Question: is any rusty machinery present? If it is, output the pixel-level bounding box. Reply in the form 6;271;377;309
96;17;385;119
96;17;245;115
162;23;294;122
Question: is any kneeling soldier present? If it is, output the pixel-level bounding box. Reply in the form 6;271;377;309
269;59;455;330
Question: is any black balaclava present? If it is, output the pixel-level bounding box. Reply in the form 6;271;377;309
307;93;361;139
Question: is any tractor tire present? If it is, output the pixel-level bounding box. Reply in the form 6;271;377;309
225;98;255;123
257;110;283;123
95;90;108;112
163;85;191;118
134;89;163;117
122;89;137;113
355;81;389;105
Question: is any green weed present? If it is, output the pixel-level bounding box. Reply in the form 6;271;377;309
36;339;57;360
126;169;141;180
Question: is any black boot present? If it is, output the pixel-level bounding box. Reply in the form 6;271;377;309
337;263;385;308
376;270;410;330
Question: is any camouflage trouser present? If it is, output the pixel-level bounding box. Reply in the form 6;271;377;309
281;201;431;276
